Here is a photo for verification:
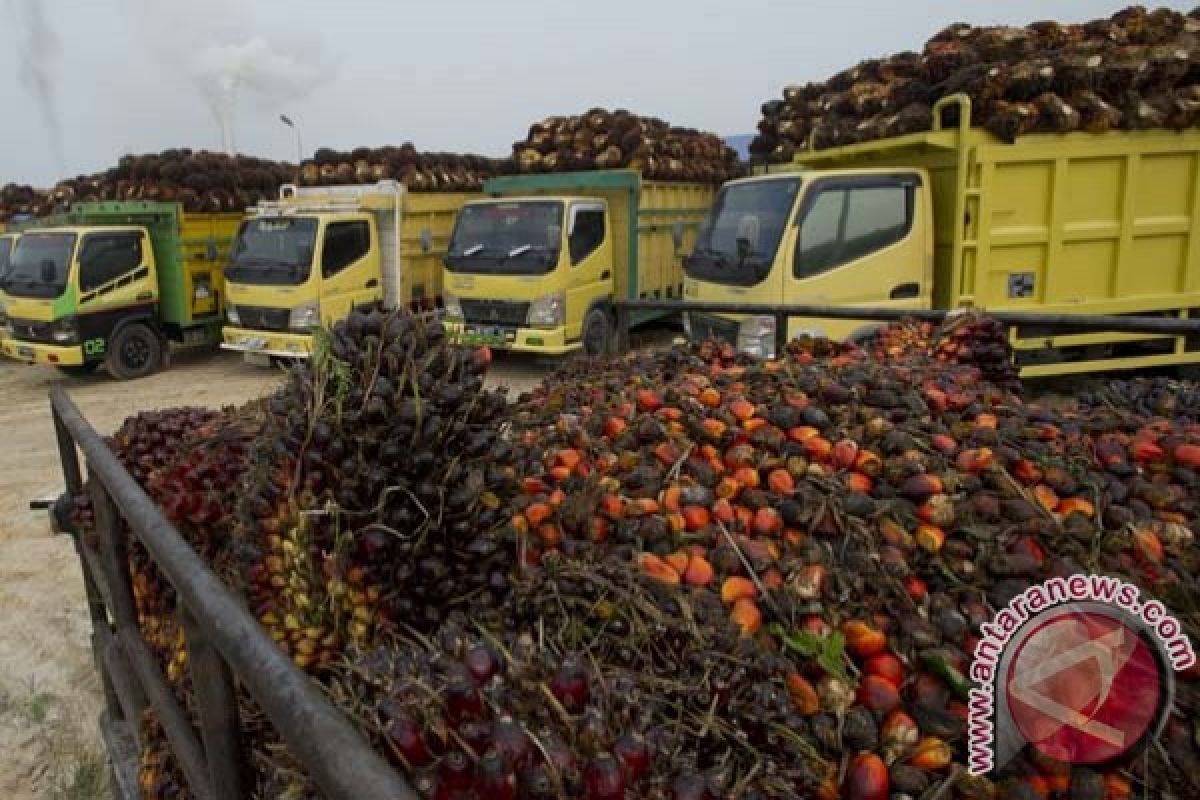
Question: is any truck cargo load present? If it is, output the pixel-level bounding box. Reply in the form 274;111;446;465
684;95;1200;376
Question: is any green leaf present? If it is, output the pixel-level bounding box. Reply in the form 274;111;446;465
773;624;849;683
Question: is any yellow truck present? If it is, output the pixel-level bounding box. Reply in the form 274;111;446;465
683;95;1200;377
442;170;713;355
0;203;238;378
0;229;16;349
221;181;474;362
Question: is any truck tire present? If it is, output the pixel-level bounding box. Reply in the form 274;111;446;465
107;323;163;380
582;307;613;356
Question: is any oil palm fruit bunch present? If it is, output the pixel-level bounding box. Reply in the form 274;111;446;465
1075;375;1200;424
752;5;1200;160
0;182;51;221
868;313;1019;392
235;306;515;673
294;145;503;191
47;150;292;215
513;108;744;184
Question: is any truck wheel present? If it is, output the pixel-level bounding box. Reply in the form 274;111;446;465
56;363;99;378
582;308;613;356
107;324;162;380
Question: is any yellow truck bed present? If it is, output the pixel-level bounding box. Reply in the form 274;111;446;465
784;95;1200;375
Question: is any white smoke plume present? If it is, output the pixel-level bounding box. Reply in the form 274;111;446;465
11;0;65;169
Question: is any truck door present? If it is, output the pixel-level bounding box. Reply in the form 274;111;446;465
75;228;158;359
564;202;610;339
782;173;930;341
317;218;378;326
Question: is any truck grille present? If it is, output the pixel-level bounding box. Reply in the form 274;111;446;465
237;306;291;332
461;299;530;327
9;318;55;344
688;313;738;345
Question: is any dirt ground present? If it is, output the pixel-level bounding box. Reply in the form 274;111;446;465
0;346;552;799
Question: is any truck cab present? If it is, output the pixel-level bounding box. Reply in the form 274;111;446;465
443;196;613;354
683;169;934;358
223;182;471;362
0;225;160;375
0;232;17;347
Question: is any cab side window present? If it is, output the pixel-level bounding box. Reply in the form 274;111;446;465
79;232;144;292
322;221;371;278
795;182;912;279
569;210;605;265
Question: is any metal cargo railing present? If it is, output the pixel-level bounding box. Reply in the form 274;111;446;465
50;386;416;800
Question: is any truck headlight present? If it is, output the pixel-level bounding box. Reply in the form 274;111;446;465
226;304;240;326
737;315;776;360
52;316;79;344
443;292;463;321
289;302;320;332
527;291;565;328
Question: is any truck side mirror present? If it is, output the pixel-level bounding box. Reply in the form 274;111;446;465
419;227;433;253
671;221;685;251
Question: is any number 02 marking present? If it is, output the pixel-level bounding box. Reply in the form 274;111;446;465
84;338;106;356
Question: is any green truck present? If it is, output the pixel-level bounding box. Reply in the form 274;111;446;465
0;202;241;378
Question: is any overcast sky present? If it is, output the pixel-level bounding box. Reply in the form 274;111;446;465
1;0;1194;186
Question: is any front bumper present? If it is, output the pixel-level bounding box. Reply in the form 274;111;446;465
1;338;85;366
445;321;578;355
221;327;313;359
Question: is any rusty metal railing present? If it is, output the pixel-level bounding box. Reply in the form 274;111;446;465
50;385;416;800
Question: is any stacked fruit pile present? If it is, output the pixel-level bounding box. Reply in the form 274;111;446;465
86;310;1200;799
293;145;503;192
512;108;744;183
1075;374;1200;424
0;183;50;221
751;5;1200;161
46;150;292;214
872;313;1021;392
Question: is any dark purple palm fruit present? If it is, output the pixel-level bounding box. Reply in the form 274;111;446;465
463;643;500;685
381;703;432;768
670;774;715;800
490;716;533;770
475;749;517;800
443;665;484;724
549;657;590;713
612;731;651;784
584;754;626;800
438;750;474;794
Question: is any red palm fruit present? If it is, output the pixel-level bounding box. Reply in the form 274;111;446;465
600;494;624;518
908;737;952;770
491;717;532;770
639;553;681;585
662;486;683;512
832;439;859;470
843;619;887;658
845;472;874;493
439;750;474;792
657;406;684;422
793;564;827;599
956;447;994;474
911;672;949;707
854;449;882;476
698;387;721;408
804;436;834;462
1103;772;1132;799
743;417;769;433
700;418;727;439
445;672;483;723
585;754;626;800
734;465;761;489
761;566;785;589
877;517;911;547
712;497;735;524
663;510;684;534
788;425;820;442
525;502;553;527
857;674;901;713
864;653;905;686
904;575;928;601
1132;437;1164;463
930;433;958;455
715;476;741;500
683;554;715;587
917;495;955;528
550;659;590;713
1132;525;1164;563
729;398;756;421
555;448;582;470
881;709;919;752
725;443;756;469
731;598;762;636
636;389;663;413
1012;458;1043;485
721;576;758;605
549;488;566;507
915;524;946;553
463;645;499;684
753;507;783;536
510;514;530;537
1033;484;1060;513
767;468;795;494
1010;535;1045;566
537;522;562;547
603;416;627;439
901;473;943;501
1057;496;1095;518
476;750;517;800
654;441;681;466
1173;443;1200;469
734;506;754;531
664;551;691;575
844;752;889;800
522;476;550;494
924;387;949;413
975;412;998;429
787;673;820;715
630;497;660;516
612;733;651;783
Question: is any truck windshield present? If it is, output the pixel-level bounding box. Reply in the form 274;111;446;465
445;202;562;274
226;217;318;285
684;177;801;286
2;233;76;299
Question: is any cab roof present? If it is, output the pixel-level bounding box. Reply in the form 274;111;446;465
15;225;146;237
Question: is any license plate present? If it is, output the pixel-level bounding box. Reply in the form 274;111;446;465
463;326;509;347
17;346;35;360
